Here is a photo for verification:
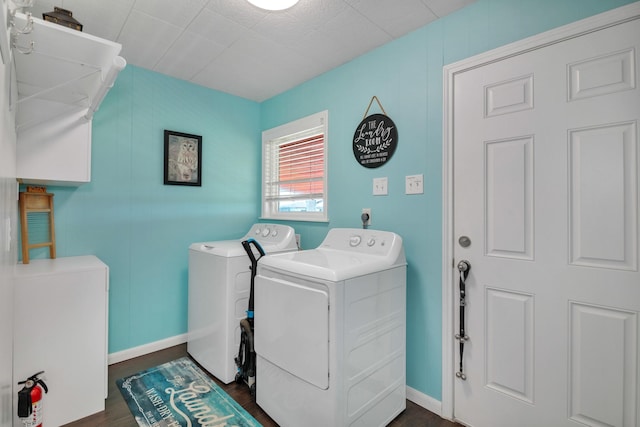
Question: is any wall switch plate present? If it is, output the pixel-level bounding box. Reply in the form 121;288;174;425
405;174;424;195
373;177;388;195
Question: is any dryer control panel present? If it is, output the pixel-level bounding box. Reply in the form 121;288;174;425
320;228;403;258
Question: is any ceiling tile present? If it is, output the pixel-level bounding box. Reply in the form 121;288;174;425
229;30;292;64
319;6;392;57
251;11;310;48
284;28;361;71
285;0;350;30
153;31;226;81
422;0;476;17
204;0;269;28
194;49;316;102
133;0;208;29
348;0;438;38
117;9;183;69
191;51;262;99
193;37;315;97
186;8;247;47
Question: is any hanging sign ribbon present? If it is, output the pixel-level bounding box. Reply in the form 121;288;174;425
352;96;398;168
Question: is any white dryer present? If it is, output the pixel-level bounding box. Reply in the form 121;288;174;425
188;223;297;384
254;228;407;427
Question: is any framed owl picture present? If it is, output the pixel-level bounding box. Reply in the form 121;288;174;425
164;130;202;186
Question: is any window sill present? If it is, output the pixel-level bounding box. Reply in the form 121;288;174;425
260;215;329;223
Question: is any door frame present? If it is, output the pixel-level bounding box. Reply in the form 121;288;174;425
441;2;640;420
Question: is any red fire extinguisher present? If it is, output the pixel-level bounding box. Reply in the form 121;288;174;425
17;371;48;427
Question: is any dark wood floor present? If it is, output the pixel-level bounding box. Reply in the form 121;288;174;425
63;344;461;427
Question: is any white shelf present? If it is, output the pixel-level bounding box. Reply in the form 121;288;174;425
12;12;125;131
12;13;125;185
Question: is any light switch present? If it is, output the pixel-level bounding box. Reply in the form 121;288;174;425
405;174;424;195
373;177;388;195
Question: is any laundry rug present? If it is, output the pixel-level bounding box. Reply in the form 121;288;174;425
117;357;261;427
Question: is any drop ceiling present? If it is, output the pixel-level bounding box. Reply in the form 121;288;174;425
23;0;475;102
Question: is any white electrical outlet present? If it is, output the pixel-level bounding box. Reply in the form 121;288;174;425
373;177;388;195
405;174;424;195
362;208;371;226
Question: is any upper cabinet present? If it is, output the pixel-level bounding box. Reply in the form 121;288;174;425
12;12;125;185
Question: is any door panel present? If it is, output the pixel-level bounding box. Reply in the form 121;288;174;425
485;288;534;403
485;136;534;260
452;17;640;427
568;121;637;270
568;48;636;101
569;303;637;426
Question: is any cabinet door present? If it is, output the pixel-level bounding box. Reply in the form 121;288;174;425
17;110;92;185
14;258;107;426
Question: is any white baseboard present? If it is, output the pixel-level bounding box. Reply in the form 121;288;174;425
406;386;443;417
108;333;188;365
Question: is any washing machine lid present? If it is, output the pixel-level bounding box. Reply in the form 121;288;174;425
258;228;406;281
189;239;246;257
189;223;298;257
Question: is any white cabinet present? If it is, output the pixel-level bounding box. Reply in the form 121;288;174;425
16;110;94;185
13;256;109;426
12;13;125;185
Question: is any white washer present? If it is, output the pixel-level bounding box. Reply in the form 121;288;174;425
188;223;297;384
254;228;407;427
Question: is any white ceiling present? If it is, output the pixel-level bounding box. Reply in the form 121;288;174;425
24;0;475;102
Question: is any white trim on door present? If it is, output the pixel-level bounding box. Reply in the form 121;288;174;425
441;2;640;421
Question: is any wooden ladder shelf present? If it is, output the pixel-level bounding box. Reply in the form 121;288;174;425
19;187;56;264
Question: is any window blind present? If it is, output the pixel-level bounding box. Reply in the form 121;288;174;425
264;126;325;215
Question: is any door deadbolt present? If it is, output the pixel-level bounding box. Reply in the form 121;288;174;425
458;236;471;247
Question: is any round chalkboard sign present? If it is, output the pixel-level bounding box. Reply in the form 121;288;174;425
352;114;398;168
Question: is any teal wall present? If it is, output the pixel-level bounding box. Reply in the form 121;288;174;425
260;0;637;400
31;0;635;404
40;66;261;353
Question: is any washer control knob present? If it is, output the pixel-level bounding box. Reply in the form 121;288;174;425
349;235;362;247
255;228;261;235
367;238;376;247
271;229;278;237
262;228;270;237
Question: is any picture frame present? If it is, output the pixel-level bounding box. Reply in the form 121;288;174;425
164;130;202;186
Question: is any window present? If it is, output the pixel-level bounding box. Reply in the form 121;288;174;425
262;111;328;222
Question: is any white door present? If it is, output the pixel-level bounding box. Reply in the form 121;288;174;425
452;15;640;427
